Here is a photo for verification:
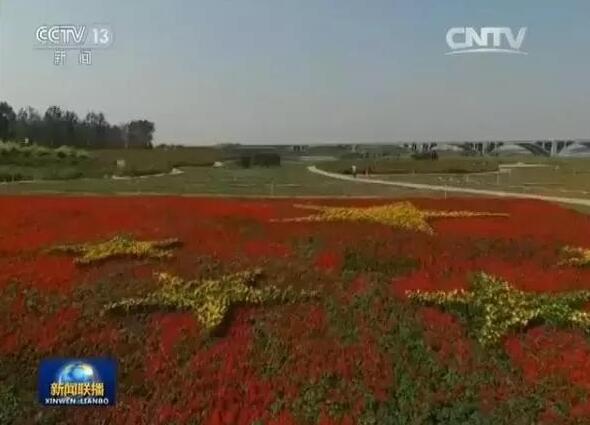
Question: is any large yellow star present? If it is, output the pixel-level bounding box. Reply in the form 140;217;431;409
276;201;507;234
48;235;181;265
407;272;590;346
105;269;318;331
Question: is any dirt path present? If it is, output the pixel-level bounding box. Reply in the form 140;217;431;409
308;166;590;208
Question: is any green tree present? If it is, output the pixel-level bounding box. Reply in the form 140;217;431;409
0;101;16;142
43;105;64;147
15;106;42;143
126;120;155;148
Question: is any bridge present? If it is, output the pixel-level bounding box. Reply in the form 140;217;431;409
400;140;590;157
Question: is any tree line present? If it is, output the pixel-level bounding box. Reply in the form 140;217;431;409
0;101;155;149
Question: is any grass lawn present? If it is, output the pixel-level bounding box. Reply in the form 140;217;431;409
88;147;222;176
1;152;590;215
319;157;500;175
0;163;434;197
0;146;222;181
361;160;590;200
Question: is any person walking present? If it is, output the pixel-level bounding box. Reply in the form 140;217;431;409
352;165;357;178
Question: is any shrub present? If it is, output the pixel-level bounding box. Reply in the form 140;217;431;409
76;150;90;159
120;167;162;177
55;145;77;159
49;168;84;180
253;153;281;166
0;142;19;156
343;249;419;276
411;151;439;160
0;143;89;166
0;385;19;425
240;153;281;168
340;152;365;160
32;146;52;157
240;155;252;168
0;172;27;182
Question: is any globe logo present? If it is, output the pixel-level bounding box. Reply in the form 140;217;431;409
56;362;101;386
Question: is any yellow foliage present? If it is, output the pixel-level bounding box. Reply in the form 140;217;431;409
559;246;590;267
407;272;590;346
276;202;507;234
105;269;318;331
48;235;181;264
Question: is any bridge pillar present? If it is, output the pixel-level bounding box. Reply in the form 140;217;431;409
556;141;573;155
487;142;501;155
542;142;551;153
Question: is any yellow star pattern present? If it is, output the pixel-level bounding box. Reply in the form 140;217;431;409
559;246;590;267
48;235;181;265
407;272;590;346
105;269;318;331
276;201;507;234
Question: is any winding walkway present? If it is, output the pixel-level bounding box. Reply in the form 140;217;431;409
308;166;590;208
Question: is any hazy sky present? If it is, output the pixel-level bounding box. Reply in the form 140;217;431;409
1;0;589;144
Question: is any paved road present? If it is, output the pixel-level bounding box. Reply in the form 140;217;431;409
308;166;590;208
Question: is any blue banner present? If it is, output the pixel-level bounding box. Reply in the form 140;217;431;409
38;358;117;406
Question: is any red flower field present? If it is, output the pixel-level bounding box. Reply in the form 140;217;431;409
2;195;590;424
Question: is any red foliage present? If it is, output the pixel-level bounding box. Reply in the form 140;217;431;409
418;307;473;371
1;306;81;354
243;240;293;259
505;327;590;391
1;196;590;423
0;256;78;292
314;250;342;272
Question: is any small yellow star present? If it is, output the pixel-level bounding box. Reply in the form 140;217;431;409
276;202;507;234
407;272;590;346
559;246;590;267
48;235;181;265
105;269;318;331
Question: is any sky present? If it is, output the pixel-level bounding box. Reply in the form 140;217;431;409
0;0;589;145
